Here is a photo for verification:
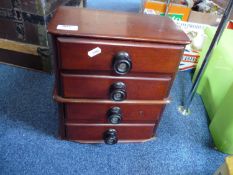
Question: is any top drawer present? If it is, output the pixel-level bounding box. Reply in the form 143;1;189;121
57;38;184;74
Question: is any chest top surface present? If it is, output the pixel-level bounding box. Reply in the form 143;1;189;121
48;6;190;45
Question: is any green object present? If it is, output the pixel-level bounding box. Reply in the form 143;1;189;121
193;27;233;154
160;13;183;20
210;84;233;154
193;27;233;120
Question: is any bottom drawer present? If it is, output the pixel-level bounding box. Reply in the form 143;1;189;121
66;124;155;144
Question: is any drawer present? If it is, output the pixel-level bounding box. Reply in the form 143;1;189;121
65;124;155;143
65;102;165;124
61;74;172;100
57;37;184;74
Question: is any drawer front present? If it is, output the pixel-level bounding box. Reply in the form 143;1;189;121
65;102;165;123
57;37;184;73
61;74;172;100
66;124;155;141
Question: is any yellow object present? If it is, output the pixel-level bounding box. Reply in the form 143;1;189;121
0;38;41;56
144;0;191;21
214;156;233;175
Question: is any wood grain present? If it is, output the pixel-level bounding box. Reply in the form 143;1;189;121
0;48;45;71
48;7;190;45
48;7;189;143
0;38;41;55
66;124;155;141
61;73;172;100
69;137;156;144
65;102;165;123
53;92;171;104
57;37;185;73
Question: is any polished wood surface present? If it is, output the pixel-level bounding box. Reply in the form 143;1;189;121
48;7;189;143
65;102;165;123
61;73;171;100
48;7;190;45
70;137;156;144
53;91;171;104
57;38;185;73
66;124;155;141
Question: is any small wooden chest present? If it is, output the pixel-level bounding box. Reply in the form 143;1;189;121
48;6;189;144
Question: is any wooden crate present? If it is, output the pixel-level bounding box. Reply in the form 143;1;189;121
0;0;84;72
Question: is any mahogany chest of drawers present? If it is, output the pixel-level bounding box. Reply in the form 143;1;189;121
48;6;189;144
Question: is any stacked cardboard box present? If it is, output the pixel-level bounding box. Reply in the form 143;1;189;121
142;0;226;25
143;0;191;21
142;0;231;71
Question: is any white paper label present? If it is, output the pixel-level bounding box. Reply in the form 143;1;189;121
56;25;78;31
88;47;101;58
144;8;157;15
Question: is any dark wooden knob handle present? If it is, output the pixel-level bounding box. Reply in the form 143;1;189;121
107;107;122;124
109;82;127;101
103;129;118;145
113;51;132;75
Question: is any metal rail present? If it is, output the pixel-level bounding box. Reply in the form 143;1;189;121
178;0;233;116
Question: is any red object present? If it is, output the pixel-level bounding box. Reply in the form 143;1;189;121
61;74;171;100
227;21;233;29
48;7;190;144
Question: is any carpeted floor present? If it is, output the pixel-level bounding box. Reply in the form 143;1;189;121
0;0;226;174
0;64;225;175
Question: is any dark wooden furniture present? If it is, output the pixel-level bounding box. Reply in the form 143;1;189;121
0;0;84;72
48;6;189;144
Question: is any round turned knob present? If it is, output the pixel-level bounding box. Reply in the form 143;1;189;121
113;51;132;75
107;107;122;124
103;129;118;145
109;82;127;101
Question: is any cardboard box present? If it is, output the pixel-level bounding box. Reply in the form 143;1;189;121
188;11;221;26
213;0;233;20
188;0;233;25
174;20;208;71
144;0;191;21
